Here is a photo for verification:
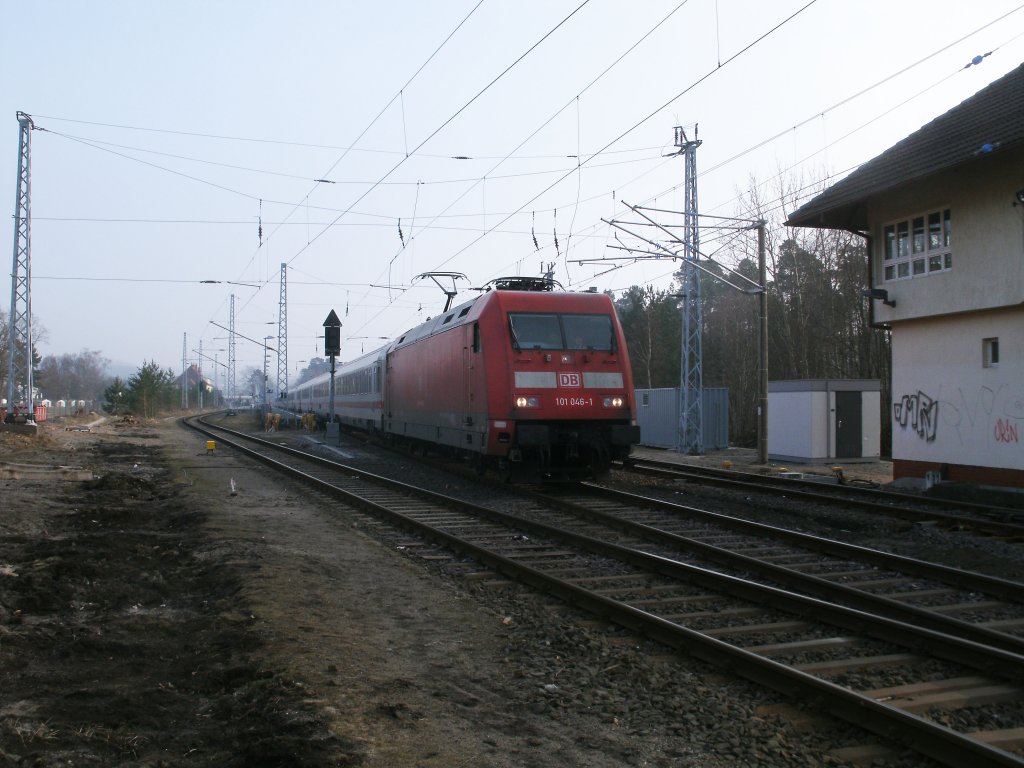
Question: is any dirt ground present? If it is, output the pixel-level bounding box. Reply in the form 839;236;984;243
3;416;776;767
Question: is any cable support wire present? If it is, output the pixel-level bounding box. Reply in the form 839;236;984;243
32;113;667;160
355;0;694;299
593;200;763;293
522;14;1022;266
191;0;570;347
638;7;1024;221
417;0;819;289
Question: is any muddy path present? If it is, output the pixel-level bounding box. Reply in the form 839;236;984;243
0;432;349;766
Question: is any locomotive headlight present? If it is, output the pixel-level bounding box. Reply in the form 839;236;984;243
515;395;540;408
603;396;624;408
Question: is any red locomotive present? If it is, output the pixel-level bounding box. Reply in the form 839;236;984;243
285;278;640;478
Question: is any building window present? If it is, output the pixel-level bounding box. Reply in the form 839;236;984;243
983;338;999;368
883;208;951;281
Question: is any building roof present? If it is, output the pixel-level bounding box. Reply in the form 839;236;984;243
786;62;1024;231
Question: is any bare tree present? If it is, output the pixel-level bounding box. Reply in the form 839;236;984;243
39;349;111;402
615;170;891;450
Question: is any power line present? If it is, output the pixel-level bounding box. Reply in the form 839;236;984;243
641;5;1024;217
37;130;666;194
278;0;595;271
545;8;1024;291
339;1;818;344
349;0;698;335
30;113;665;159
421;1;820;278
252;0;597;339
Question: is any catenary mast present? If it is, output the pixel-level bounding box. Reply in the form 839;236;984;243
277;264;287;400
6;112;35;417
674;125;703;455
671;128;704;456
228;294;236;404
181;333;188;409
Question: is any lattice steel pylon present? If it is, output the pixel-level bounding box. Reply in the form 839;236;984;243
276;263;287;400
181;333;188;409
6;112;35;416
227;294;236;404
674;125;703;455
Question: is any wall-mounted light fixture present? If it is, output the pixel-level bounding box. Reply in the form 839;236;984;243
862;288;896;307
1014;188;1024;206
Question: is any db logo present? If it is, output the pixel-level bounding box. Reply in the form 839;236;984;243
559;373;581;388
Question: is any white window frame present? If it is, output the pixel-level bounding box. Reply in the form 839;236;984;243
882;208;952;282
983;337;1000;368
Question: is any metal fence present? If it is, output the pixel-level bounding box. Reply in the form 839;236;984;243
38;400;97;420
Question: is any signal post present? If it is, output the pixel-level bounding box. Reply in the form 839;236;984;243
323;310;342;443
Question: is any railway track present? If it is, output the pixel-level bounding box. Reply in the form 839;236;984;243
185;416;1024;767
619;455;1024;538
522;483;1024;655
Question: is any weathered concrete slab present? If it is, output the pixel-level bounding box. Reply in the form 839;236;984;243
0;462;93;481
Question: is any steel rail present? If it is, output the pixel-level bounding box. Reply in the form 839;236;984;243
188;417;1024;673
581;482;1024;601
184;417;1024;767
520;486;1024;656
621;457;1024;537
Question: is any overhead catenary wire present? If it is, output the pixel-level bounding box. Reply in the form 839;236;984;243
371;0;696;293
31;113;666;160
638;5;1024;219
343;0;702;343
33;34;1016;327
411;1;821;284
22;3;1024;369
198;0;492;346
239;8;1024;356
34;4;1022;243
275;0;594;271
293;0;599;336
40;4;1016;274
555;21;1024;289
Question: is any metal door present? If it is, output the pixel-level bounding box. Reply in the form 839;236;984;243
835;391;862;458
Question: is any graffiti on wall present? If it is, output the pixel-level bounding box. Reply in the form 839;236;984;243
893;391;939;442
895;384;1024;447
995;418;1020;444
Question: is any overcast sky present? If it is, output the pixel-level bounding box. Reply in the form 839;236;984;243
3;0;1022;388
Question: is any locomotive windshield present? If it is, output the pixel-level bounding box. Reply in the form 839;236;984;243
508;312;615;351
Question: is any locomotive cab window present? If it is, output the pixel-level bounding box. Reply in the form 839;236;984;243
508;312;614;351
509;313;562;349
563;314;614;351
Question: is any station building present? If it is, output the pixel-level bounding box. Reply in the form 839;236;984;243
786;62;1024;488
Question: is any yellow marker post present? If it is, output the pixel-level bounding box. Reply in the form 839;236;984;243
206;441;216;455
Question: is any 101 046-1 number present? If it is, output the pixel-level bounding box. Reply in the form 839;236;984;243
555;397;594;407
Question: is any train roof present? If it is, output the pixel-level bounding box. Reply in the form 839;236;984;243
390;288;615;352
392;294;481;350
290;344;388;392
289;289;620;388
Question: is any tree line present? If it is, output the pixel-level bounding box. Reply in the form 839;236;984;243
0;313;179;420
613;179;891;451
